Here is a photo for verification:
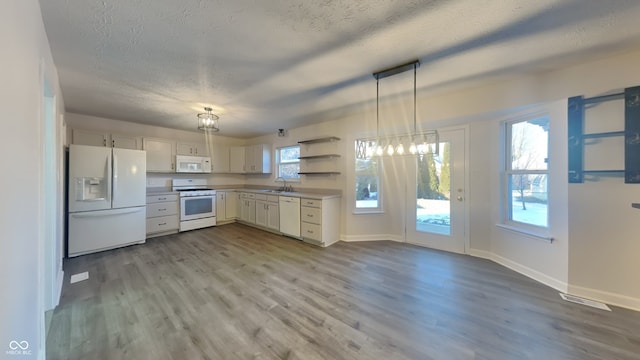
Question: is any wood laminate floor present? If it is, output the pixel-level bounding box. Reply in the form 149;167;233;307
47;224;640;360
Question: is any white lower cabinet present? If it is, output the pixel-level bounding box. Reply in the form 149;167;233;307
300;197;340;246
146;194;179;237
240;192;256;224
216;190;238;224
256;194;279;231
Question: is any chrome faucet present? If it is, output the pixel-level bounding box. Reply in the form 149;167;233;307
275;177;292;192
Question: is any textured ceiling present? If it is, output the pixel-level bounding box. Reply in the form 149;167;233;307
40;0;640;138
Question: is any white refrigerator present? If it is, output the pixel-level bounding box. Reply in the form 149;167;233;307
68;144;146;257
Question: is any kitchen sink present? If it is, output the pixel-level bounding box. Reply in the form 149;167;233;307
259;189;283;193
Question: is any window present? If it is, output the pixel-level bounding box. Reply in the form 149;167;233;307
355;140;382;212
503;116;549;228
276;145;300;180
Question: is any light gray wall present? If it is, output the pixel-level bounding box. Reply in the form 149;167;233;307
1;1;64;358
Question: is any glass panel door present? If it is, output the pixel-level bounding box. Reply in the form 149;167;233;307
406;128;466;254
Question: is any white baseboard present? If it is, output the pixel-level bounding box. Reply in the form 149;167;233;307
340;234;404;243
568;284;640;312
55;269;64;307
481;253;569;293
468;248;492;260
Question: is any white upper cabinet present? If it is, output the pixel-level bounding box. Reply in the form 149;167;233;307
72;129;141;150
229;144;271;174
143;137;176;172
210;143;230;173
246;144;271;174
176;142;209;156
111;133;141;150
229;146;246;173
72;129;109;147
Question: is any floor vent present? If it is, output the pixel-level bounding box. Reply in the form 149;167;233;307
70;271;89;284
559;293;611;311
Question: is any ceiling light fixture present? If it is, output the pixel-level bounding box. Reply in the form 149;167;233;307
356;60;438;159
197;107;220;132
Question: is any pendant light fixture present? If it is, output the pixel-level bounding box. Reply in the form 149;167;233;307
197;107;220;132
355;60;438;159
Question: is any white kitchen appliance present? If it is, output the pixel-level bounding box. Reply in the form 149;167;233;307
176;155;212;173
68;144;147;257
279;196;301;238
172;179;216;231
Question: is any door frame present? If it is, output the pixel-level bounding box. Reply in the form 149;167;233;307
404;125;470;254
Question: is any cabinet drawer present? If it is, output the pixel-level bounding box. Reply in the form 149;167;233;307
146;194;178;203
301;198;321;208
301;206;322;225
146;201;178;217
146;215;179;234
301;222;322;241
267;195;279;203
241;193;256;199
254;193;267;201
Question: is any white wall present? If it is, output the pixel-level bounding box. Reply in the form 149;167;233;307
486;101;570;292
1;1;64;358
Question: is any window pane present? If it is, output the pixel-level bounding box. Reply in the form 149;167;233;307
511;118;549;170
416;143;450;235
280;146;300;162
279;163;299;179
508;173;548;227
355;139;382;210
356;175;378;208
277;145;300;179
356;158;378;174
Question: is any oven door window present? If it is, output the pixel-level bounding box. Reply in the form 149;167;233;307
184;197;212;215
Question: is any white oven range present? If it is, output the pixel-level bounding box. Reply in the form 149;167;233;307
172;179;216;232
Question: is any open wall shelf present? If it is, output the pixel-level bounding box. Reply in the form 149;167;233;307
297;137;342;175
298;154;341;160
298;136;341;144
298;172;341;175
568;85;640;183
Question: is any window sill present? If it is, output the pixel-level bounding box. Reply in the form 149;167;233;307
495;223;553;243
353;209;384;215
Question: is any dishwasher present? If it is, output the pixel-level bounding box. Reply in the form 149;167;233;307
279;196;301;238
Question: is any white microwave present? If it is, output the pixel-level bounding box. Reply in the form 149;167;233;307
176;155;212;173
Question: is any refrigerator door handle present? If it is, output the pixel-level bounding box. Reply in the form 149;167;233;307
104;152;113;204
112;153;118;204
70;207;144;218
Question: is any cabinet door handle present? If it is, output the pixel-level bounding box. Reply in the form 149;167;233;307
158;208;166;211
112;140;115;147
103;138;107;146
307;214;313;217
158;197;167;200
159;222;167;226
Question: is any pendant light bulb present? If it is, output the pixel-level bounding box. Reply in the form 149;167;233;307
396;143;405;155
386;144;395;156
409;142;417;154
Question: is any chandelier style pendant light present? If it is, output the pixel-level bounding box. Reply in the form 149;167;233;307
197;107;220;132
356;60;438;159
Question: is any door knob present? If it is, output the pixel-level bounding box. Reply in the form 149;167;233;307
457;195;464;201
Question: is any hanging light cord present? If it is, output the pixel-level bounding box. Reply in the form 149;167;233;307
413;63;417;134
376;77;380;143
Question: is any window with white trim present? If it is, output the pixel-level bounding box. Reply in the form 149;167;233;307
503;116;549;228
355;140;382;212
276;145;300;180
